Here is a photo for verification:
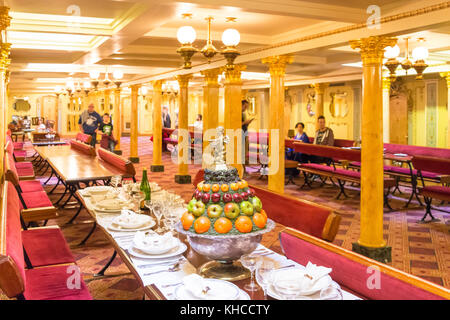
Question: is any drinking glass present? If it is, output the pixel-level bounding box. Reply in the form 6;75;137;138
151;200;165;233
132;191;145;212
255;259;275;299
240;254;259;292
110;175;122;188
164;211;179;235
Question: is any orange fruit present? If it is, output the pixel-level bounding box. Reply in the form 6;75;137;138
221;184;229;192
260;209;268;219
253;212;267;229
211;184;220;193
230;182;239;191
214;217;233;234
194;216;211;234
181;212;195;230
202;183;211;193
197;182;203;191
235;216;253;233
240;180;248;189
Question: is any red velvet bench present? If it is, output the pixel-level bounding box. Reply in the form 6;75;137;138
412;155;450;223
70;139;96;156
0;182;90;300
97;148;137;182
250;184;341;241
294;143;395;208
279;228;450;300
75;132;92;145
6;153;43;193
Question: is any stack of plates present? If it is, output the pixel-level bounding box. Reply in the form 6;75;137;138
82;186;113;197
129;232;187;259
108;212;155;231
94;199;129;213
174;278;249;300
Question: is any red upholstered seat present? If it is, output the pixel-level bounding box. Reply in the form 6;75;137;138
13;142;24;150
251;185;340;241
299;163;334;172
383;165;439;179
24;265;92;300
164;138;178;144
14;150;27;158
279;231;445;300
14;161;33;170
22;228;75;267
419;186;450;201
20;191;53;209
17;166;35;177
19;180;44;193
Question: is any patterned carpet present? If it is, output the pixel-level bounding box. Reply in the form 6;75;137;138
1;136;449;300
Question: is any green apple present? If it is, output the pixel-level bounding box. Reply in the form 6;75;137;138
224;202;240;219
192;201;206;217
207;204;223;218
240;201;254;216
251;196;262;212
187;199;197;213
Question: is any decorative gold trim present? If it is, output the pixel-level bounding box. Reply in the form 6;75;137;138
222;64;246;85
350;36;397;66
176;74;193;88
262;55;293;77
201;68;221;86
440;72;450;88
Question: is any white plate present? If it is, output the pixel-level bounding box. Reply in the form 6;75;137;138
267;280;341;300
269;267;333;297
107;220;155;232
113;213;153;229
238;290;250;300
135;237;180;255
84;186;113;196
174;279;240;300
129;242;187;259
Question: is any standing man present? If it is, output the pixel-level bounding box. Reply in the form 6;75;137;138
78;103;102;147
241;100;255;166
162;106;171;128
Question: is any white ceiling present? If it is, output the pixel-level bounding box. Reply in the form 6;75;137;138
6;0;450;93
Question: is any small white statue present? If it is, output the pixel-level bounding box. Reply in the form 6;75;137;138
209;126;229;170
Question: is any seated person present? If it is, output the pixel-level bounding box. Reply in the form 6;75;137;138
289;122;310;163
311;115;334;164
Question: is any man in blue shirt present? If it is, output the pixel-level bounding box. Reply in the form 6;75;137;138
78;103;102;147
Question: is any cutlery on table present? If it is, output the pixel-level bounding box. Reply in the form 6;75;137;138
138;258;184;269
143;262;182;276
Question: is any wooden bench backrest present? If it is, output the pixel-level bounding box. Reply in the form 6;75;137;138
280;228;450;300
384;142;450;158
0;182;26;298
75;132;92;144
70;139;96;156
250;184;341;241
4;152;20;187
97;147;136;178
293;142;361;162
412;155;450;176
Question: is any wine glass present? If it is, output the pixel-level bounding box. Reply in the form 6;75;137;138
240;254;259;292
151;200;165;234
255;259;275;299
110;175;122;196
164;210;179;235
132;191;145;212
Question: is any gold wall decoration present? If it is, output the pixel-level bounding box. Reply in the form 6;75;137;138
329;91;349;118
306;91;316;117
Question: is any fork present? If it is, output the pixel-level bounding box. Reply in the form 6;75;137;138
143;262;181;276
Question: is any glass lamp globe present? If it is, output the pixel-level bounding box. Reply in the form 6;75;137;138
222;28;240;47
113;70;123;80
141;87;148;96
412;46;429;61
384;45;400;59
83;81;91;89
89;70;100;79
177;26;196;45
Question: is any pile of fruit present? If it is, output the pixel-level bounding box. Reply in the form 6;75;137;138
181;178;268;235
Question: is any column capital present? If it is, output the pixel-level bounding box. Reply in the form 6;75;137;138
262;55;293;76
0;6;11;32
176;74;193;88
350;36;397;66
222;64;246;85
440;72;450;88
130;84;141;92
382;77;392;90
0;42;11;71
152;80;163;91
114;87;121;94
312;83;328;95
201;68;221;87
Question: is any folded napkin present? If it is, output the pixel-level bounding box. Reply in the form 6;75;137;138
113;210;147;228
133;231;177;254
97;199;123;210
304;262;332;284
183;274;211;298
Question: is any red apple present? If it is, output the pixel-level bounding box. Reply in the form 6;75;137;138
211;193;221;203
224;202;240;219
248;188;255;197
194;190;202;201
202;193;211;204
233;193;243;203
241;191;249;201
222;193;233;203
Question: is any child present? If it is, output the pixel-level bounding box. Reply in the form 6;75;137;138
99;113;117;152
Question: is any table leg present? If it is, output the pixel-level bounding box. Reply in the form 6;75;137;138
94;250;117;277
78;221;97;246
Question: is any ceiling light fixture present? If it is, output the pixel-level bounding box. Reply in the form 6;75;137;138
113;70;123;88
89;70;100;90
176;14;240;69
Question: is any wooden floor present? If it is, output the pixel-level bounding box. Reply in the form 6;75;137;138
1;136;449;300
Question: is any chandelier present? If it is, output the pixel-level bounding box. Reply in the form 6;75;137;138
176;14;240;70
384;37;429;80
89;68;124;90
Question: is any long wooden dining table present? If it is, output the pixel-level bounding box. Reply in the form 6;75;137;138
76;187;362;301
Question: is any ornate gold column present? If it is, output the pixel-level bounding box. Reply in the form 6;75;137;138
113;88;122;154
104;89;111;114
440;72;450;148
262;55;293;194
350;36;397;263
129;84;140;163
223;65;246;177
175;74;192;184
0;6;11;178
151;80;164;172
201;68;221;167
312;83;328;131
382;77;392;143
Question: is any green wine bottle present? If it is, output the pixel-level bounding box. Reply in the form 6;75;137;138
140;167;151;210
